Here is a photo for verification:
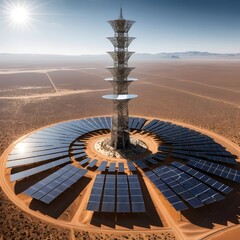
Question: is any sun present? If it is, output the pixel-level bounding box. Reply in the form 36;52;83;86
10;6;30;24
2;0;36;29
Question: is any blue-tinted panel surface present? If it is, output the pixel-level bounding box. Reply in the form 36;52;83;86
127;161;136;172
109;162;116;172
24;166;87;204
88;159;98;168
87;174;105;212
118;163;125;173
97;161;108;172
128;175;145;213
188;160;240;183
10;157;71;181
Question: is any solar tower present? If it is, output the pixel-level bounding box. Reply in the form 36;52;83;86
103;8;138;150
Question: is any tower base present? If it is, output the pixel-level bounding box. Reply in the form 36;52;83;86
95;137;148;159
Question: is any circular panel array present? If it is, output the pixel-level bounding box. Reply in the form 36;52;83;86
3;116;240;216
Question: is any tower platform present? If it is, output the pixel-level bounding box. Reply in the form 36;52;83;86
104;77;138;82
102;94;138;100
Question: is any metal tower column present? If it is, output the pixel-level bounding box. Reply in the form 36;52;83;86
103;9;138;150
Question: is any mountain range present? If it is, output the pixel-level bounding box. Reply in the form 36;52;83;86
0;52;239;68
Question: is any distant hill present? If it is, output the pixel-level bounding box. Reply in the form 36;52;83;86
132;52;240;61
0;52;239;68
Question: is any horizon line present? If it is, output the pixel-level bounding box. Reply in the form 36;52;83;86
0;51;240;56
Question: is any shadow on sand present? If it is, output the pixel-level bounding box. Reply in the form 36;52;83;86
182;183;240;229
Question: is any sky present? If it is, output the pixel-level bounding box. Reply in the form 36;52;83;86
0;0;239;55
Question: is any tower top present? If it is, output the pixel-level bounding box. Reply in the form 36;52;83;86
119;8;123;20
108;8;135;33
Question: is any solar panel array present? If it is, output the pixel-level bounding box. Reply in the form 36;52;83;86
87;174;145;213
127;161;137;172
86;174;105;211
88;159;98;168
117;175;131;212
109;162;116;172
102;175;116;212
79;158;91;166
118;162;125;173
10;157;71;182
128;175;145;212
171;161;233;194
145;161;236;211
142;119;239;210
24;165;88;204
145;171;188;211
7;117;116;182
7;117;169;183
97;161;108;172
129;117;147;130
134;159;148;170
143;120;234;165
94;161;130;173
133;152;168;169
6;116;239;215
188;160;240;183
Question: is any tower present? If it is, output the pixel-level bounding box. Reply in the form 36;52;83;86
103;8;138;150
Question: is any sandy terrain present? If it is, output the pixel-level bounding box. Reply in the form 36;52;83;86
0;60;240;239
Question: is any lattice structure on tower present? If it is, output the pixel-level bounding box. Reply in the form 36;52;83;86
103;8;138;150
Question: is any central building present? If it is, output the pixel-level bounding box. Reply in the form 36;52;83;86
103;9;138;150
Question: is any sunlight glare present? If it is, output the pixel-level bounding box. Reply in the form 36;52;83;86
2;0;37;29
15;142;27;154
10;6;29;24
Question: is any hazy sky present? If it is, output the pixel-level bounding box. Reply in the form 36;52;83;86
0;0;239;55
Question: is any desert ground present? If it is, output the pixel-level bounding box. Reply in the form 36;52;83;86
0;59;239;239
